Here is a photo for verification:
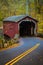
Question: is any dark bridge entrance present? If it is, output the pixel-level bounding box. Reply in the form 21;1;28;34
19;21;35;37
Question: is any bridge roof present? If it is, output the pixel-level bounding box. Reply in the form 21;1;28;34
3;15;38;22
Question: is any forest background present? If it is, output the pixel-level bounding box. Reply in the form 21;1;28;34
0;0;43;34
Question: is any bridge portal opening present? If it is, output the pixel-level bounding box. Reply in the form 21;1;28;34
19;21;35;37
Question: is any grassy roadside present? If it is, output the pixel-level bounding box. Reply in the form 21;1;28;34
0;42;20;52
0;35;20;52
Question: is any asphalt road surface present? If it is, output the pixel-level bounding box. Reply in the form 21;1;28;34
0;37;43;65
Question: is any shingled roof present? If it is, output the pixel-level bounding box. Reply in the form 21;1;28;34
3;15;38;22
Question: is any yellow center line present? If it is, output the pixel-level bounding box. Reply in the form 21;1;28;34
5;43;40;65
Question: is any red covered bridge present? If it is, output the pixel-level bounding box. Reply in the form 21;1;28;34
3;15;38;40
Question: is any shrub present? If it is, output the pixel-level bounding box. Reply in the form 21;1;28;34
37;33;43;38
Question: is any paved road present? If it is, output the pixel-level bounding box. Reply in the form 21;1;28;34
0;37;43;65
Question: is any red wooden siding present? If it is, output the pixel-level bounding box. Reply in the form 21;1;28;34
3;22;19;38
